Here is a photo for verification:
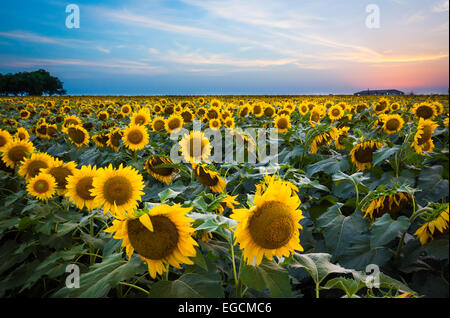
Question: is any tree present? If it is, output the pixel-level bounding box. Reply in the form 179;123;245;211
0;69;66;96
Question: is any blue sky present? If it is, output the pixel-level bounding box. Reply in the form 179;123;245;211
0;0;448;95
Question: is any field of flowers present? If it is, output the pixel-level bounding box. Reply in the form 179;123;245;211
0;95;448;298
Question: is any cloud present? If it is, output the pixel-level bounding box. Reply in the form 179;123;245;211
432;1;449;12
403;11;427;25
0;30;111;54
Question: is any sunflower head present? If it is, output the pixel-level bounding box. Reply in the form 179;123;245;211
274;114;291;133
0;129;12;152
18;152;55;181
411;102;437;120
350;138;386;170
165;114;184;133
328;105;345;121
411;118;438;154
65;164;100;210
382;114;404;135
91;164;145;217
360;186;411;221
15;128;29;141
130;109;151;126
145;156;179;184
414;203;449;245
230;178;304;266
65;124;90;147
104;204;198;278
193;164;226;193
43;159;77;195
123;124;149;151
178;131;211;164
107;129;123;151
26;173;57;201
209;118;221;130
1;138;35;168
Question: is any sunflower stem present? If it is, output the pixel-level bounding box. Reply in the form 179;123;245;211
315;282;320;298
119;282;150;295
395;195;416;260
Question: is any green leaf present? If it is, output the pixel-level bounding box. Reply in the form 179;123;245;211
52;253;146;298
289;253;352;285
322;277;364;297
306;157;349;177
158;188;181;202
372;145;401;166
149;272;224;298
240;259;292;298
370;214;410;248
316;205;369;259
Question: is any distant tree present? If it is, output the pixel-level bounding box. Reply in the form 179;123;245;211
0;69;66;96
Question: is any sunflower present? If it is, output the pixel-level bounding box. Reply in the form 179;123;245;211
63;115;82;128
263;105;276;118
104;204;198;279
107;128;123;151
362;191;410;221
206;107;220;121
414;203;449;245
145;156;178;184
26;173;57;201
65;165;100;210
35;123;49;139
152;103;163;114
131;108;151;126
209;118;221;130
46;124;58;138
14;127;29;141
238;105;250;118
121;104;132;116
91;164;145;217
333;126;350;150
309;108;322;126
1;139;35;168
389;102;401;112
310;127;339;154
411;102;437;120
196;107;207;119
252;103;263;117
215;194;239;214
373;99;389;113
274;114;291;133
230;178;304;266
18;152;55;181
193;164;226;193
97;111;109;121
181;108;194;123
0;129;12;152
122;124;149;151
210;99;222;108
93;133;110;148
350;138;385;170
66;124;90;147
43;159;77;195
382;114;404;135
411;118;438;154
224;118;235;130
178;131;212;163
354;102;369;113
19;110;31;120
151;116;166;132
298;103;309;116
328;105;345;121
165;114;184;133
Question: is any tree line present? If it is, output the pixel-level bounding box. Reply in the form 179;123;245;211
0;69;67;96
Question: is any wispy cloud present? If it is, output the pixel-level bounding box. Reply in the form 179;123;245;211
432;0;449;12
0;30;112;54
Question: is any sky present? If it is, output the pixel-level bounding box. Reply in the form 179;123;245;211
0;0;448;95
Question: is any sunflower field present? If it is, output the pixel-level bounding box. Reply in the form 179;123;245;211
0;95;448;298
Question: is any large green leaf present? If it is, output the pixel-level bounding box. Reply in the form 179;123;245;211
240;259;292;298
289;253;352;285
370;214;410;248
316;204;369;260
149;272;224;298
372;145;401;166
52;253;146;298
